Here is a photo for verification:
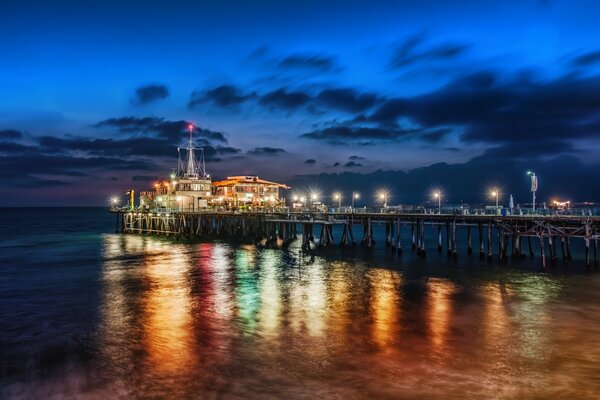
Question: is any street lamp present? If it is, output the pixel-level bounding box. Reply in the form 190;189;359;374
378;191;388;209
311;193;318;202
333;192;341;209
490;189;499;210
111;197;118;208
527;171;537;213
351;192;360;209
433;191;441;214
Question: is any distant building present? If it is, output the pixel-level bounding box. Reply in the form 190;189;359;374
212;176;290;207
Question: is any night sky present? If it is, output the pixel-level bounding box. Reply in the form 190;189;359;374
1;0;599;206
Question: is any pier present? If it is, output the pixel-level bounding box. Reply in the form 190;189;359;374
112;210;600;269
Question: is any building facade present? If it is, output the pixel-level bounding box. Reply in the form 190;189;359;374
212;176;289;207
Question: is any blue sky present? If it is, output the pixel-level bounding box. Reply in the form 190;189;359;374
0;0;599;206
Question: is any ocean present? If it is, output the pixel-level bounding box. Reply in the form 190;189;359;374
1;207;599;399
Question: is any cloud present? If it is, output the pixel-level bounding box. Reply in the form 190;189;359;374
189;85;254;108
316;88;380;113
36;135;240;161
349;155;365;160
290;154;600;204
304;158;316;164
570;50;600;67
390;33;468;69
132;175;159;181
247;147;287;156
277;53;336;71
259;88;311;110
0;141;37;154
344;161;362;167
333;162;340;167
94;116;228;143
367;71;600;145
300;125;413;145
0;129;23;140
132;84;169;105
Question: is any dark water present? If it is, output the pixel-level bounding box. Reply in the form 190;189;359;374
1;208;599;399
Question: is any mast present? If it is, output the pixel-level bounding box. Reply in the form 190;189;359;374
177;123;208;179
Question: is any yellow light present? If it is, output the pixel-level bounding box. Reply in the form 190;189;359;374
176;196;182;201
354;193;360;199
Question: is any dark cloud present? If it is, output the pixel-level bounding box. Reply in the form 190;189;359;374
349;155;365;160
570;50;600;67
368;71;600;144
133;84;169;105
291;154;600;204
278;53;336;71
94;116;228;143
0;129;23;140
300;126;409;145
247;147;287;156
481;140;575;159
0;153;153;183
259;89;311;110
0;141;37;154
36;135;240;161
422;129;452;142
304;158;316;164
391;33;468;69
132;175;159;181
344;161;362;168
333;162;341;167
189;85;254;108
316;88;379;113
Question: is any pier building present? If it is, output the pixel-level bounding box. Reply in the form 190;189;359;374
211;176;289;208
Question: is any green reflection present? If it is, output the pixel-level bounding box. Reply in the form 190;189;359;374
234;248;260;335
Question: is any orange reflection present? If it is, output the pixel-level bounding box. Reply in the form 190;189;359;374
369;268;402;349
258;251;283;336
426;278;456;356
142;245;197;375
289;259;327;337
327;262;350;337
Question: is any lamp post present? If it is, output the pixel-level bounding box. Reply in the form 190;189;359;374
527;171;537;213
490;189;499;212
433;191;441;214
351;192;360;210
333;192;341;210
379;192;388;209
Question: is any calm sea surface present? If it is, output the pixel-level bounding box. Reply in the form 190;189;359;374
1;208;599;399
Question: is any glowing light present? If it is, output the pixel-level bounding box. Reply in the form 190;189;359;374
176;196;182;201
299;196;306;203
354;193;360;199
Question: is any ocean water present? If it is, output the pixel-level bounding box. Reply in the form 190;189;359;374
1;208;599;399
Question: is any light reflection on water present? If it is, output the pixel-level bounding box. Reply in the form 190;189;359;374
4;233;600;399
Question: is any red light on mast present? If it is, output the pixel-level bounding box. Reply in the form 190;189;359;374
188;124;194;131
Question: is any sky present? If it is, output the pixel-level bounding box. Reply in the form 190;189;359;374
0;0;599;206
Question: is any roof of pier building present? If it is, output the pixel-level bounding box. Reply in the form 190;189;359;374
211;176;290;189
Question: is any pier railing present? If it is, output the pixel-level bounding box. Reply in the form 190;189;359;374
111;208;600;269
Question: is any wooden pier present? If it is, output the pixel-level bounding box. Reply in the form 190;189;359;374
112;210;600;269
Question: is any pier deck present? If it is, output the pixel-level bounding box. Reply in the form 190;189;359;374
111;210;600;269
